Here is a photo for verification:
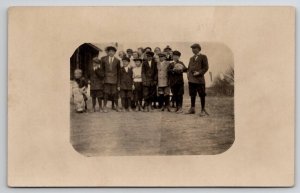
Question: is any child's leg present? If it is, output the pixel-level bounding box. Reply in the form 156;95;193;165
139;99;143;110
92;97;96;111
121;98;126;109
158;94;164;109
114;98;119;112
111;98;115;109
104;95;107;107
115;85;120;110
175;93;180;110
97;97;103;110
124;92;129;109
84;100;88;112
164;87;171;111
164;95;170;107
127;97;132;111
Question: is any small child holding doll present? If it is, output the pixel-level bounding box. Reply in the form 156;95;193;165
72;69;88;113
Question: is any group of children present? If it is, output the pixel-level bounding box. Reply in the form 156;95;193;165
72;45;188;114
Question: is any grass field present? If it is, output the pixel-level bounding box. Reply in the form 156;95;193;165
70;92;234;156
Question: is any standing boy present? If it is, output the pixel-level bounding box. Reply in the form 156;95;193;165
102;46;121;112
142;51;158;112
119;57;134;112
132;58;143;111
88;57;105;112
157;53;171;112
186;43;209;116
129;51;140;68
163;45;173;61
168;51;187;113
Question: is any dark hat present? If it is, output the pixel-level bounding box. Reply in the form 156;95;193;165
146;51;154;57
191;43;201;50
126;48;133;53
106;46;117;52
172;50;181;57
158;53;166;57
92;57;101;64
163;45;172;51
122;57;130;62
133;58;143;62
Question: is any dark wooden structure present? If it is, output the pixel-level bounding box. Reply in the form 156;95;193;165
70;43;102;79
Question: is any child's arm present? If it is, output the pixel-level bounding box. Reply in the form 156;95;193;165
168;62;175;74
182;62;188;73
117;60;121;89
95;67;105;78
131;70;135;90
153;63;158;85
173;62;187;74
141;62;146;84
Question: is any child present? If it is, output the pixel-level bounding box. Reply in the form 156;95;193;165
119;57;134;112
129;51;140;68
88;57;105;112
163;45;173;61
157;53;171;112
132;58;143;111
103;46;121;112
168;51;187;113
142;51;157;112
72;69;88;113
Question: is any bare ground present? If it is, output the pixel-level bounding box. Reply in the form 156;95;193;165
70;95;234;157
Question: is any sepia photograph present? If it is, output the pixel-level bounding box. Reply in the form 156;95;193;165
70;42;234;156
7;6;294;187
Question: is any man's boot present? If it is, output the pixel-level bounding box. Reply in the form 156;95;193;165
186;107;195;114
199;109;209;117
165;95;171;112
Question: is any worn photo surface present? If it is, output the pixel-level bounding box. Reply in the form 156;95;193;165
70;42;234;156
8;7;294;187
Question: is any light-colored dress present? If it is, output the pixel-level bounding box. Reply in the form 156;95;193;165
71;81;87;113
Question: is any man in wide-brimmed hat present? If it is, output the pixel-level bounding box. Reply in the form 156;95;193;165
102;45;121;112
186;43;209;116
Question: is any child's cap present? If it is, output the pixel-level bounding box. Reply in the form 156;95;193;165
172;50;181;57
122;57;130;62
92;57;101;64
163;45;172;52
133;58;143;62
126;48;133;53
190;43;201;50
146;51;154;57
158;53;166;58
